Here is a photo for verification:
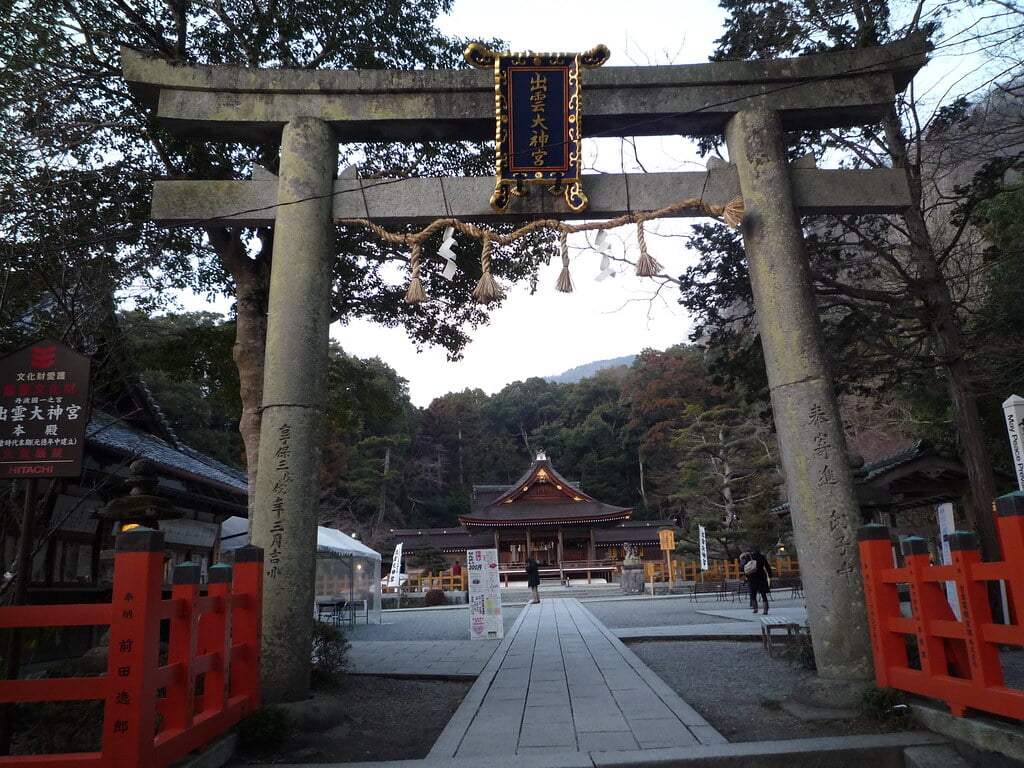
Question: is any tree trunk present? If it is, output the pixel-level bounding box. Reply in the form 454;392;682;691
207;226;271;514
882;107;1000;559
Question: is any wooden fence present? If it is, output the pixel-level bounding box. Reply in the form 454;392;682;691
382;571;467;593
0;527;262;767
645;555;800;583
387;557;800;592
858;492;1024;720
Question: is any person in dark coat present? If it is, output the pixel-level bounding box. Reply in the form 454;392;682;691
741;544;773;614
525;558;541;604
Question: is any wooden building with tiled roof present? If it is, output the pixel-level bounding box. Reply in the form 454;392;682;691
392;453;673;583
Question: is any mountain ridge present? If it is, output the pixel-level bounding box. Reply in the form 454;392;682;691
544;354;636;384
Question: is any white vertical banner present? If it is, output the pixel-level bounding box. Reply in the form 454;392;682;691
936;503;961;619
1003;395;1024;492
698;525;709;571
387;542;403;588
467;548;503;640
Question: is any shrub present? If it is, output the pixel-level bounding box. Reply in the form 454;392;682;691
860;686;912;729
235;705;291;751
12;700;103;754
781;623;816;671
311;619;350;689
424;588;447;607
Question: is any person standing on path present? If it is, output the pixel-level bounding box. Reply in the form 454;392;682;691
525;558;541;604
741;544;772;614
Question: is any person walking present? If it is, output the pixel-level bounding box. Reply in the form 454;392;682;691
525;558;541;604
741;544;773;614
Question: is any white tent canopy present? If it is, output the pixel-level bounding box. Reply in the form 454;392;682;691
219;517;382;624
220;516;380;559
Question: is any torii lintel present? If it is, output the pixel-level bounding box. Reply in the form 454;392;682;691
122;33;930;144
151;166;911;227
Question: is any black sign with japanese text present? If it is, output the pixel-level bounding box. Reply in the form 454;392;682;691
507;65;570;175
465;43;609;213
0;339;91;478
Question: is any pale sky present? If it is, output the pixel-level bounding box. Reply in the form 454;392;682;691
333;1;727;407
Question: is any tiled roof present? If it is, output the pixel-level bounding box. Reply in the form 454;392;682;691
390;528;494;552
87;411;246;494
464;454;632;525
861;440;934;481
460;501;631;526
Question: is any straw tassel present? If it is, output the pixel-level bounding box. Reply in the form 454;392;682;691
723;196;745;228
555;230;573;293
634;220;662;277
405;241;427;304
472;237;505;304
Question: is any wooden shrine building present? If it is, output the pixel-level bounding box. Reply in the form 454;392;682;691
391;453;671;583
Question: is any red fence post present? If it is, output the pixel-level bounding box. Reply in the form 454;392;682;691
901;536;955;681
231;546;263;711
995;493;1024;631
947;531;1005;691
857;524;905;687
101;527;165;767
164;562;201;734
199;563;233;715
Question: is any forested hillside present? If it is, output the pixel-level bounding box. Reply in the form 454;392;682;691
120;324;783;557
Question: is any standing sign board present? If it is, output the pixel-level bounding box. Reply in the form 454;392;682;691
658;528;675;551
467;548;503;640
0;340;91;479
1003;395;1024;492
698;525;709;571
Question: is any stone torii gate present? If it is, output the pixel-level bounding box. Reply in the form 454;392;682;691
124;34;929;704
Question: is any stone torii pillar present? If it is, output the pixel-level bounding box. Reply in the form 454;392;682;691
726;109;871;700
123;34;930;704
251;117;338;702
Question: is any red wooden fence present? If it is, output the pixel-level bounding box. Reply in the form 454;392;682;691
858;491;1024;720
0;527;262;767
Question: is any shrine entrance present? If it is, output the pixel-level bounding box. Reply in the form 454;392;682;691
125;34;930;703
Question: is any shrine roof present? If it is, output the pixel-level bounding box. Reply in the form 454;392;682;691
389;528;494;553
462;454;632;527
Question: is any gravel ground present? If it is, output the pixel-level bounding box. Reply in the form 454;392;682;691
628;640;886;742
229;677;472;765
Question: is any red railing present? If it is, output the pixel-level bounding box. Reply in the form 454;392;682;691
0;527;262;767
858;492;1024;719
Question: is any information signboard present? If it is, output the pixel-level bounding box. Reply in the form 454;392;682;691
0;339;91;479
659;528;675;551
467;548;503;640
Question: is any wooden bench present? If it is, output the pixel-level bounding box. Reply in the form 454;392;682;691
760;615;801;656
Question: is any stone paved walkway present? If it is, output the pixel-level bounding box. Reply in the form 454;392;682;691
427;598;726;758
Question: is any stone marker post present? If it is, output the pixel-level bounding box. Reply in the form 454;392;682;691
725;109;873;696
250;117;338;703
